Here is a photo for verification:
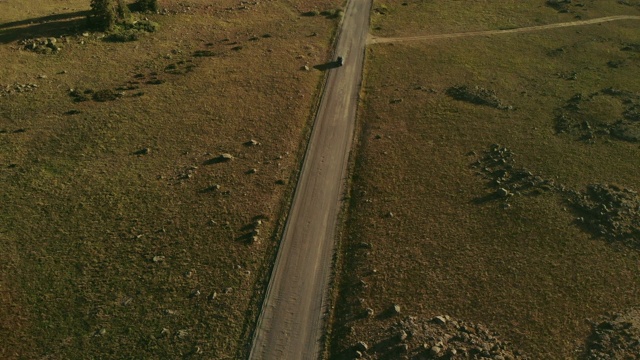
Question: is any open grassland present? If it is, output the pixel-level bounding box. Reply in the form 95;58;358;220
370;0;640;37
0;0;342;358
332;14;640;360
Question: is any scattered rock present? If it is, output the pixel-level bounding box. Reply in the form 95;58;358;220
1;83;38;96
245;139;260;146
204;184;221;193
134;147;151;155
152;255;165;263
397;329;408;341
391;304;401;315
219;153;234;162
429;345;442;356
432;315;447;325
355;341;368;352
554;88;640;143
359;316;526;359
176;329;188;339
471;144;558;202
584;308;640;359
497;187;512;197
19;37;65;54
568;184;640;247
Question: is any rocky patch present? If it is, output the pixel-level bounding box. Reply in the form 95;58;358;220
19;37;65;54
446;85;512;110
353;315;527;359
568;184;640;247
583;308;640;359
554;88;640;143
1;83;38;96
470;144;558;204
546;0;573;13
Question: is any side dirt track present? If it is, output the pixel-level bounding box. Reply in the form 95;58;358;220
369;15;640;44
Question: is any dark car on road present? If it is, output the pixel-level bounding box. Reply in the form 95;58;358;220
336;56;344;67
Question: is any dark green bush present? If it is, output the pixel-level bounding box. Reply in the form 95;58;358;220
89;0;132;31
131;0;158;12
104;19;159;42
89;0;116;31
92;89;120;102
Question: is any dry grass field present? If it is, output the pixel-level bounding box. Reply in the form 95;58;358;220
332;2;640;359
370;0;640;37
0;0;342;358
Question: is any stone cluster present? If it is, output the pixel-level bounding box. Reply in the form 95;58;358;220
353;315;526;359
584;308;640;359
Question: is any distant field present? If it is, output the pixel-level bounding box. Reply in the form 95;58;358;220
0;0;342;358
332;9;640;360
370;0;640;37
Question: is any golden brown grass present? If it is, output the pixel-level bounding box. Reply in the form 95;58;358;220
0;0;342;358
370;0;640;37
332;13;640;360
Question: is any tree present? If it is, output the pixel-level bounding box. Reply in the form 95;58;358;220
88;0;130;31
89;0;116;31
133;0;158;12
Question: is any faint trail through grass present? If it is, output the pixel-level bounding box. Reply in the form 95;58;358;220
368;15;640;44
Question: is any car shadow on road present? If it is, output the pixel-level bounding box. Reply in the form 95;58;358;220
313;61;341;71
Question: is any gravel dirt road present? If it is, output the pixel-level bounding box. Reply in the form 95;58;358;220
248;1;372;359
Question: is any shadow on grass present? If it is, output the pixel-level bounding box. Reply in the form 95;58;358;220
314;61;341;71
472;192;502;204
0;10;90;44
202;157;230;165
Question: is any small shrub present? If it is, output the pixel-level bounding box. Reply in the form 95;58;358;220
92;89;120;102
104;20;159;42
69;88;92;102
193;50;216;57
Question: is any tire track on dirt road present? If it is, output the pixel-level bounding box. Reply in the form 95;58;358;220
368;15;640;44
